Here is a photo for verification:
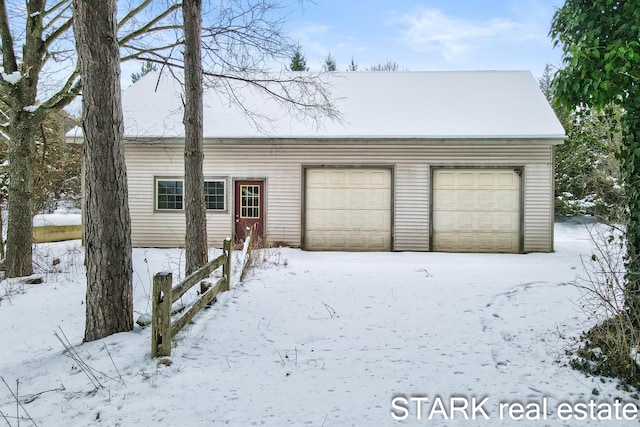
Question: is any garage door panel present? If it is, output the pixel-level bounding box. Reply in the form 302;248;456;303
457;172;477;188
307;188;391;210
436;171;456;188
305;231;391;251
495;213;519;231
329;171;349;186
306;189;327;209
435;211;518;233
307;169;329;187
496;192;519;210
307;210;391;232
497;171;518;187
305;168;391;251
433;169;520;253
435;232;519;253
477;172;495;187
368;170;389;187
308;169;390;189
349;171;367;185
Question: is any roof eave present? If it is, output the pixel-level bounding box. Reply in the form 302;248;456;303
121;135;567;145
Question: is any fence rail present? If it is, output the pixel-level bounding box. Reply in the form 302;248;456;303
151;238;232;358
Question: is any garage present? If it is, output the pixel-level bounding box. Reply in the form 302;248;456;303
305;168;392;251
432;169;521;253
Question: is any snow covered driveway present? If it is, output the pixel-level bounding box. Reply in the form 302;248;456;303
0;223;634;426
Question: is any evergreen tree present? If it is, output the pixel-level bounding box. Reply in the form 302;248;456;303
323;53;337;72
538;64;624;221
131;60;158;84
368;61;400;72
554;106;624;221
347;57;358;71
551;0;640;316
289;45;309;71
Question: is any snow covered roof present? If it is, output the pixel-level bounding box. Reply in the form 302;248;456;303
68;70;566;141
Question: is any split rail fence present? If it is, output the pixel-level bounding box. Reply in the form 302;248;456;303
151;227;254;358
151;239;231;358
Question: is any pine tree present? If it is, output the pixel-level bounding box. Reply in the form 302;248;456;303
323;53;337;72
131;60;158;84
368;61;400;72
289;46;309;71
74;0;133;341
347;56;358;71
347;57;358;72
183;0;208;275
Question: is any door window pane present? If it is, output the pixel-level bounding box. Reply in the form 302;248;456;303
240;185;260;218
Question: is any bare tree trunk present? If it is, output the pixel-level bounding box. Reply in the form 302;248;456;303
183;0;208;275
2;0;46;278
73;0;133;341
0;193;4;259
5;110;37;277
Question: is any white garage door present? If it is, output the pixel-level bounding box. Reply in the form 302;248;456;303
305;168;391;251
432;169;521;253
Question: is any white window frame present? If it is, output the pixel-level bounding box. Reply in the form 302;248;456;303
204;178;227;212
154;177;227;212
155;178;184;211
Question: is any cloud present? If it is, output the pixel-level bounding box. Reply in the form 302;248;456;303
393;8;519;60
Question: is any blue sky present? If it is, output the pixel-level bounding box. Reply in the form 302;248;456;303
283;0;565;78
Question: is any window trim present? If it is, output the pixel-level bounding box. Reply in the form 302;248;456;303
204;178;227;213
155;178;184;212
154;176;228;213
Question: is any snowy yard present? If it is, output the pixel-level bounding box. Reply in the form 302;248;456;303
0;223;636;426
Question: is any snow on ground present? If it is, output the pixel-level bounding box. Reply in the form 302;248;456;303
0;223;635;426
33;208;81;227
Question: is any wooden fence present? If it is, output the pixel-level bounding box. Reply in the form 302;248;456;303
151;238;232;358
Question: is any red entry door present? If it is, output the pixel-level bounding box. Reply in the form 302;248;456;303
234;180;264;241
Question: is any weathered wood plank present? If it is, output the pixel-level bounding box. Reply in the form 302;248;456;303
172;254;225;301
239;227;253;282
151;242;235;357
152;272;173;358
170;280;222;339
222;238;231;292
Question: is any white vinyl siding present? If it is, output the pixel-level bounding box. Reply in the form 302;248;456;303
305;168;392;251
125;141;555;252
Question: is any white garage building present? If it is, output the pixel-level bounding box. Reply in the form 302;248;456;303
72;70;565;253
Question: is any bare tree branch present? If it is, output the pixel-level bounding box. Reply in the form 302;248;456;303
120;43;183;63
43;1;71;31
43;16;72;51
117;0;153;30
207;72;338;115
0;0;18;74
44;0;68;15
118;3;181;47
38;67;80;112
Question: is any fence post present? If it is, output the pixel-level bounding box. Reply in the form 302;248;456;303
151;272;173;357
239;226;253;282
222;238;231;292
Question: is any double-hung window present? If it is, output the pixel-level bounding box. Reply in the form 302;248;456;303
156;178;226;212
204;180;225;210
156;179;183;210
